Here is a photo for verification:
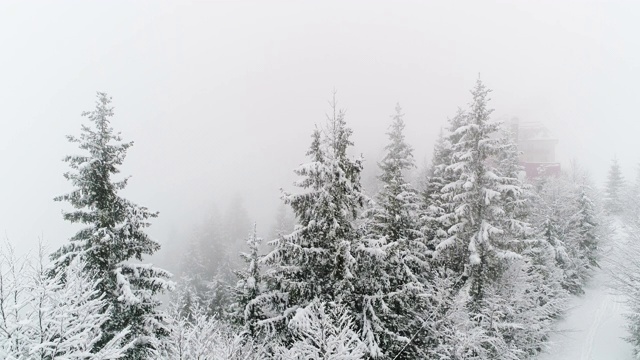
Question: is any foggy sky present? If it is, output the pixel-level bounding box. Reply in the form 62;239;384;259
1;0;638;261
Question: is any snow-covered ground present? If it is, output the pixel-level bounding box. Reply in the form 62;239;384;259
538;219;634;360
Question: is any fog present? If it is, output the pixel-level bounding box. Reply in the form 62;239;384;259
1;0;638;266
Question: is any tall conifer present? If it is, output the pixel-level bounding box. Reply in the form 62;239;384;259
52;92;172;359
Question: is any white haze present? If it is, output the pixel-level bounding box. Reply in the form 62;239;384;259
0;0;638;265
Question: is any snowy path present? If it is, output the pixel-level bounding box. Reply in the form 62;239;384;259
538;219;634;360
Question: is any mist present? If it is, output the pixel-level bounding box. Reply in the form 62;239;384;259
4;2;640;358
1;0;638;264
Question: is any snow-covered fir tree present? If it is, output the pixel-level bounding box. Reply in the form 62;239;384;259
472;256;566;359
605;156;625;215
495;130;529;239
435;78;522;311
421;128;449;207
353;104;431;359
572;178;600;269
171;276;202;323
422;109;467;267
232;223;265;337
420;128;449;248
260;95;365;344
532;169;605;296
50;92;173;359
273;300;366;360
424;81;568;359
531;175;584;294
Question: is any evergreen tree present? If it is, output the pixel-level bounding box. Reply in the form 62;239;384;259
273;300;366;360
232;223;265;337
353;104;431;358
51;92;173;359
435;78;522;312
472;256;566;359
495;131;521;181
423;109;467;266
605;156;625;214
573;180;600;269
261;95;365;343
171;276;201;323
495;131;529;249
530;175;587;295
420;128;449;233
427;109;468;205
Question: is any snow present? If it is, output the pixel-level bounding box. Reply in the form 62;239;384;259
538;219;634;360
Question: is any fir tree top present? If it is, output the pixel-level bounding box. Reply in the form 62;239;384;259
52;92;171;359
378;103;414;184
53;92;159;266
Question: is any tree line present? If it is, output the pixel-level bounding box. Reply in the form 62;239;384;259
0;79;609;359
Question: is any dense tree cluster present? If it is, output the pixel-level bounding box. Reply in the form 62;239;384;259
227;79;604;359
0;85;610;359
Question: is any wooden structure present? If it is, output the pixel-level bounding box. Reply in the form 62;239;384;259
510;118;561;178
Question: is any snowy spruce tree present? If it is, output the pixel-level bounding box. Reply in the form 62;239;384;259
420;128;451;246
605;156;625;215
232;223;265;337
495;130;529;235
533;170;604;295
423;109;467;264
260;95;365;344
435;78;522;311
353;104;431;359
51;92;173;359
424;83;579;357
572;179;600;269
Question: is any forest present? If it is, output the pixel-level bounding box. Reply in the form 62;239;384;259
1;78;638;360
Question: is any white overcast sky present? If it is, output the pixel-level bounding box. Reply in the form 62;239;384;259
1;0;638;259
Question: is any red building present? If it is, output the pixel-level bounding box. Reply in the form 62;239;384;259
510;118;561;178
